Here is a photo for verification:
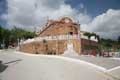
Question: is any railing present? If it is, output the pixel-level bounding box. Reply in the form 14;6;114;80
20;34;98;45
20;35;80;44
81;35;98;42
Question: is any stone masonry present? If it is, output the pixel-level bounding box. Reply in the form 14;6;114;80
19;17;98;55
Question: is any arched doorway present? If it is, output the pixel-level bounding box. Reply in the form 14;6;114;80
67;42;74;50
63;40;78;57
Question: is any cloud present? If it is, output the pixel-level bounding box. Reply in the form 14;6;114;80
81;9;120;40
3;0;120;40
2;0;91;30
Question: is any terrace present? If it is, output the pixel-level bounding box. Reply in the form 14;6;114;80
20;34;98;44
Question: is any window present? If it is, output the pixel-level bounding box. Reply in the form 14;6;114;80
69;32;73;35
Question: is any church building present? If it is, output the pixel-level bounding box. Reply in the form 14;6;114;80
19;17;98;55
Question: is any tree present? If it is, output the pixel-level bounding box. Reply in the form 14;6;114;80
118;36;120;42
0;26;36;48
91;32;100;43
83;32;93;50
0;26;11;48
0;26;4;44
9;27;36;46
83;32;92;40
83;32;100;51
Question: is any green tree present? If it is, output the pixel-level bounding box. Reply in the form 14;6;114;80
0;26;5;47
118;36;120;42
83;32;92;40
0;26;11;48
0;26;36;48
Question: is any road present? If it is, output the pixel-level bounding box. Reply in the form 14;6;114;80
0;49;120;80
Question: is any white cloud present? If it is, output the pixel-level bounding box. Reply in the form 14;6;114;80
2;0;91;30
3;0;120;39
81;9;120;40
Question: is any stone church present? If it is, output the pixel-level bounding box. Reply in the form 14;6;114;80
19;17;98;55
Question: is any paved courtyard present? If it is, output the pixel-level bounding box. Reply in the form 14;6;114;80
0;49;120;80
66;55;120;70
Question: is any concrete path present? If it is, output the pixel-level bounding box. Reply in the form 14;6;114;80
62;53;120;80
0;49;120;80
77;56;120;70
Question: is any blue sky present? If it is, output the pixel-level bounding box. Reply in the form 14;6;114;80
0;0;7;14
0;0;120;26
0;0;120;21
65;0;120;17
0;0;7;26
0;0;120;39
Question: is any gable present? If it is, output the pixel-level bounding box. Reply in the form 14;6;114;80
38;17;80;37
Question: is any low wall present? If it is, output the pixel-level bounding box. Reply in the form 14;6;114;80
19;39;81;55
81;39;99;54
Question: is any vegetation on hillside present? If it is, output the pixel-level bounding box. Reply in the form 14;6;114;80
83;32;120;52
0;25;36;48
0;25;120;51
100;38;120;52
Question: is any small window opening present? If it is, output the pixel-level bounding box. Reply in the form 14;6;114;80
69;32;73;35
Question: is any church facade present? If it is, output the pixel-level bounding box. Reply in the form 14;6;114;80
19;17;98;55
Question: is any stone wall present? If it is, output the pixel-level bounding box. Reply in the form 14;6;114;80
38;18;80;37
19;17;98;55
81;39;98;54
19;39;81;55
